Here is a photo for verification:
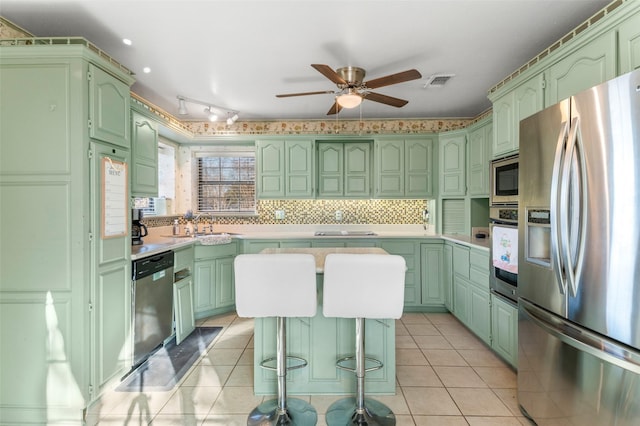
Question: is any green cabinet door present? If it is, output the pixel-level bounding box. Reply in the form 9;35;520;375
257;140;314;198
468;283;491;345
619;11;640;73
89;64;130;148
375;138;435;198
467;118;491;197
256;140;285;198
214;256;235;309
491;293;518;367
420;243;445;308
131;111;159;197
439;131;466;196
546;30;616;106
194;243;238;318
286;140;315;198
453;276;469;324
406;138;435;197
317;142;371;198
317;142;344;197
174;275;195;344
492;73;544;159
491;92;514;158
443;243;453;311
344;142;371;197
379;240;420;309
375;139;404;197
194;258;215;315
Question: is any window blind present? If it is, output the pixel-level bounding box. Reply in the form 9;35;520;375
196;153;256;213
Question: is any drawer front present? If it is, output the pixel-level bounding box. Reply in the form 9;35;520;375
469;266;490;290
195;241;238;259
469;249;489;273
174;246;195;272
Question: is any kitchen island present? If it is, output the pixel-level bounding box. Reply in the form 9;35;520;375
252;247;397;395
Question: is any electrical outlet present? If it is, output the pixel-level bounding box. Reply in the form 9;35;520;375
275;210;285;220
335;210;343;221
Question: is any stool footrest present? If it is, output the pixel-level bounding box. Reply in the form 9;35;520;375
260;355;308;372
336;356;384;373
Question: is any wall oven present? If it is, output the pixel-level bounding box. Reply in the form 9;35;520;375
490;154;519;206
490;206;518;303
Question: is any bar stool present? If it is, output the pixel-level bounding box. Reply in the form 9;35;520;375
234;253;318;426
322;253;406;426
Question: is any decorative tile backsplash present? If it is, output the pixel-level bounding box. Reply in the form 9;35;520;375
143;199;429;227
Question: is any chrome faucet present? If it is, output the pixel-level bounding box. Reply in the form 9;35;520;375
193;213;214;234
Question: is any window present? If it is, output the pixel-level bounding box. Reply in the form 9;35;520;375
197;152;256;213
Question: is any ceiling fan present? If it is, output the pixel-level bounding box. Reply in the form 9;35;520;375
276;64;422;115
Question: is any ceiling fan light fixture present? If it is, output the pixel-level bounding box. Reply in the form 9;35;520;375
337;91;362;109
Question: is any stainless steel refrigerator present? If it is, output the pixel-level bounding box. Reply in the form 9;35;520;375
518;69;640;424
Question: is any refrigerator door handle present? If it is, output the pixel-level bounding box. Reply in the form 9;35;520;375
550;120;569;295
562;116;588;297
521;299;640;375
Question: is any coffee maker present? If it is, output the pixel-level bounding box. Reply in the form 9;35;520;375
131;209;148;245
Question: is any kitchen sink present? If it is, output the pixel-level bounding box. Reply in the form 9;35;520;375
314;231;377;237
164;232;239;238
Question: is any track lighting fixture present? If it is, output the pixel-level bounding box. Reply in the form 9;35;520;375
206;107;218;122
176;95;239;122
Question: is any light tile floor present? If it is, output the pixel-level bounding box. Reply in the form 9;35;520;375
86;312;532;425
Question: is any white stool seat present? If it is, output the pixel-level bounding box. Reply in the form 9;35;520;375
322;253;405;426
234;253;318;426
235;253;317;318
323;253;405;319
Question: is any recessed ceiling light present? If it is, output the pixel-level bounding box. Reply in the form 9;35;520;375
143;67;151;74
122;38;132;46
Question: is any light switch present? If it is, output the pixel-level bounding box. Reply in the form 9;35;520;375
275;210;285;220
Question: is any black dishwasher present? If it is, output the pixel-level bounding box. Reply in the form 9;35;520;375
132;250;174;366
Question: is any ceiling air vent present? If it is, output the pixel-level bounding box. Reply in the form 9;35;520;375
424;74;455;88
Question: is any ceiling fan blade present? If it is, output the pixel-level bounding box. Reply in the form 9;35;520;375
276;90;335;98
363;92;409;108
327;100;343;115
364;69;422;89
312;64;347;85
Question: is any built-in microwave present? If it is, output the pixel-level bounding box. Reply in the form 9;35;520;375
490;154;519;206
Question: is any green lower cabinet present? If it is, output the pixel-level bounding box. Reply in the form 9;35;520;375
379;241;420;309
443;243;453;311
193;242;238;319
214;256;235;309
174;276;195;344
253;278;395;395
452;276;470;324
468;283;491;345
491;294;518;368
420;243;446;310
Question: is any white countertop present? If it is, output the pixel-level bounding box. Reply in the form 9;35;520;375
131;224;489;260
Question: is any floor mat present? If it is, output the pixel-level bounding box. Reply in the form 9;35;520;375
116;326;222;392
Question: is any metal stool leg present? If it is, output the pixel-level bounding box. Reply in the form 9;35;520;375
248;317;318;426
326;318;396;426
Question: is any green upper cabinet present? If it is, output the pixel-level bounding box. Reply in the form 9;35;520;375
131;111;159;197
317;141;371;198
89;64;130;148
546;30;616;106
374;137;435;198
492;73;544;158
256;139;314;199
467;117;491;197
439;131;466;196
619;11;640;73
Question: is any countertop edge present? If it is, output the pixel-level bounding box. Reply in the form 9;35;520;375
132;230;488;260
